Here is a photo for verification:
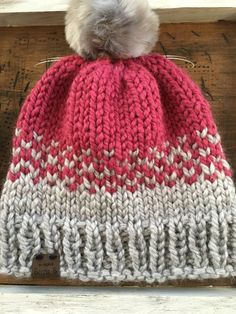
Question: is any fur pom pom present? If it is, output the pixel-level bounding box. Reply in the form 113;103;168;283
65;0;159;59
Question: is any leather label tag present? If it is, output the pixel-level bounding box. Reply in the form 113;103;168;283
32;252;60;279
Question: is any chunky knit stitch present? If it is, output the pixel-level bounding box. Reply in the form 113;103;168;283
0;54;236;282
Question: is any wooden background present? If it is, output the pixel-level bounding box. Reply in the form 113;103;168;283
0;21;236;286
1;0;236;25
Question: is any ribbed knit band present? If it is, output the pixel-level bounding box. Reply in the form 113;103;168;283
0;55;236;283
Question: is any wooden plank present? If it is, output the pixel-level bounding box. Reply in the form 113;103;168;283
1;9;236;27
0;21;236;286
158;8;236;23
0;275;236;287
1;295;236;313
0;0;236;26
0;286;236;313
1;0;235;12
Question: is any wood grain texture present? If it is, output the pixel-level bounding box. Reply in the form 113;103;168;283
1;9;236;26
1;286;236;314
0;0;236;26
0;21;236;286
0;7;236;27
1;292;236;314
1;0;235;12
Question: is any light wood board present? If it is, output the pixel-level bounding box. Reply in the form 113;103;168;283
1;286;236;313
0;0;236;26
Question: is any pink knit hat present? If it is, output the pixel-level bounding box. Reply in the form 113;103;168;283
1;54;236;282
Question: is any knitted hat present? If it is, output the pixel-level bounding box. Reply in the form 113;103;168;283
1;54;236;283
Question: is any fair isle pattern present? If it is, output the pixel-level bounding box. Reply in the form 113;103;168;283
1;54;236;282
8;128;231;193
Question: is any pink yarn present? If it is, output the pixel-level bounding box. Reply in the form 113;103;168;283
9;54;229;193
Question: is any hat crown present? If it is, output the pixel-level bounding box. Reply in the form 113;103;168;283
17;54;217;157
18;57;166;158
70;59;165;157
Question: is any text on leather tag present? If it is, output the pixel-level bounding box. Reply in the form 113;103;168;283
32;252;60;278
